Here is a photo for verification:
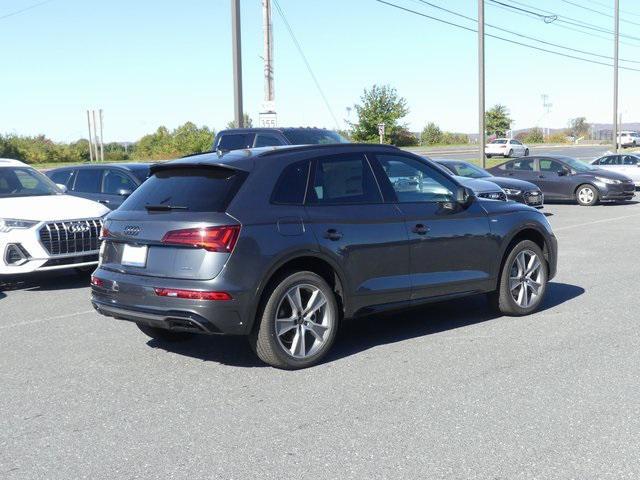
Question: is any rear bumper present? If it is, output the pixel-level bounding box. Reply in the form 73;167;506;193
90;268;251;335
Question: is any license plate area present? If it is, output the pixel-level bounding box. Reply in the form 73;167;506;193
121;244;148;267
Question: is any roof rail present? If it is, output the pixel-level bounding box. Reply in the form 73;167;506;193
258;143;400;157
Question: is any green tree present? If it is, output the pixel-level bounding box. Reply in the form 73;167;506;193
132;123;214;160
350;84;409;143
566;117;590;138
485;104;512;137
421;122;442;145
226;114;253;129
523;127;544;144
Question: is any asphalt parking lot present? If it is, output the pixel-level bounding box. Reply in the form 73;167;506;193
2;200;640;479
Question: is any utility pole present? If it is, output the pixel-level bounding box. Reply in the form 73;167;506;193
99;109;105;162
478;0;486;167
613;0;620;152
541;94;552;139
260;0;277;127
231;0;244;128
86;110;94;162
92;110;100;162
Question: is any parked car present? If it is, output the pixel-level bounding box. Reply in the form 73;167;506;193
485;138;529;158
91;144;558;369
46;163;152;210
487;155;635;206
0;158;109;275
617;131;640;148
434;158;544;208
591;153;640;188
213;127;349;153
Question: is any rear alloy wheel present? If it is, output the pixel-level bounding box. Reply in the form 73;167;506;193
491;240;548;316
576;184;599;206
524;148;529;156
250;271;338;369
136;323;194;342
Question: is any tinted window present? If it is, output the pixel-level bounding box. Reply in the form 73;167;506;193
376;154;456;203
539;159;564;172
128;165;151;183
511;140;522;145
254;134;284;147
217;134;251;151
504;159;534;171
444;161;491;179
491;139;507;144
272;160;310;204
103;170;137;195
623;155;638;165
121;167;246;212
73;169;103;193
282;129;349;145
307;154;381;205
49;170;72;186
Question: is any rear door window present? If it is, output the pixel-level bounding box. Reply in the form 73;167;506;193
623;155;638;165
508;158;535;171
103;169;137;194
49;170;73;186
307;153;382;205
73;169;103;193
120;167;247;212
539;159;564;172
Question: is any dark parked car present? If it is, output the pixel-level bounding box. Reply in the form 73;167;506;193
91;144;558;369
213;127;348;153
434;158;544;208
487;155;635;206
46;163;152;210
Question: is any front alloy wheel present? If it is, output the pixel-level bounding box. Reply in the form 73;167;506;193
576;184;598;206
509;250;543;309
250;271;338;369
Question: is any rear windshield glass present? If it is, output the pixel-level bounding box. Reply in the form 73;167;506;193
217;134;251;151
282;129;349;145
120;167;246;212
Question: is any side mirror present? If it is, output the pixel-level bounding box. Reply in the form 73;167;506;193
558;168;569;176
117;189;133;197
456;186;475;206
56;184;68;193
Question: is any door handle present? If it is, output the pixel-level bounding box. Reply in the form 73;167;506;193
538;175;545;178
412;224;429;235
324;229;343;241
98;200;110;205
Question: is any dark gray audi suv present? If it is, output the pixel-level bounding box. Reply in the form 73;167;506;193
91;144;558;369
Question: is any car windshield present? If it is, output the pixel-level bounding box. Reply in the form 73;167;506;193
561;157;597;173
444;161;492;179
0;167;61;198
282;129;349;145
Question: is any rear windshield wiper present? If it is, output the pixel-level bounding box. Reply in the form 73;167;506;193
144;204;189;211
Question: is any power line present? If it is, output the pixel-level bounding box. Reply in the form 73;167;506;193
272;0;340;130
557;0;640;27
488;0;557;23
0;0;56;21
584;0;640;18
374;0;640;72
409;0;640;64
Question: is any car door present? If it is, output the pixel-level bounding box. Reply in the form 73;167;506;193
70;168;107;204
535;158;574;199
498;157;538;183
101;169;139;209
371;152;497;301
304;152;411;313
510;140;524;156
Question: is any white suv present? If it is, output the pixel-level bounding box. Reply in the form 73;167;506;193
485;138;529;158
617;131;640;148
0;159;109;275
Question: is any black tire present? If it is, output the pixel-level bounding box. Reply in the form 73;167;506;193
486;154;492;158
524;148;529;156
506;149;513;158
136;323;194;342
249;271;339;370
491;240;548;316
575;183;599;206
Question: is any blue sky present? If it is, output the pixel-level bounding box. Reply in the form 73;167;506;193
1;0;639;142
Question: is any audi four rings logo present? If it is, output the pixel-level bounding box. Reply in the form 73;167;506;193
124;225;141;236
68;222;90;234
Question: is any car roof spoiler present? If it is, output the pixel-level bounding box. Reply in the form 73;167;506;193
149;161;246;175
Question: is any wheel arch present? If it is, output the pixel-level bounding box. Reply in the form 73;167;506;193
496;226;552;290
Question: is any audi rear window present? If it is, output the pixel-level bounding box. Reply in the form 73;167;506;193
120;167;246;212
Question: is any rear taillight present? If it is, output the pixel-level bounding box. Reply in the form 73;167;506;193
100;226;111;238
161;225;240;252
154;288;232;301
90;276;104;287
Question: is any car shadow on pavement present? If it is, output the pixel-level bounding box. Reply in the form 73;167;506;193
0;270;90;295
148;282;584;369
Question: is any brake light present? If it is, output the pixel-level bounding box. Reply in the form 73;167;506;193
154;288;232;301
100;226;111;238
161;225;240;252
90;276;104;287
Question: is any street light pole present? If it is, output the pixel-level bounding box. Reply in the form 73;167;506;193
613;0;619;153
231;0;244;128
478;0;486;167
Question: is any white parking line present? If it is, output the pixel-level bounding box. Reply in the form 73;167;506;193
0;309;94;330
554;212;640;232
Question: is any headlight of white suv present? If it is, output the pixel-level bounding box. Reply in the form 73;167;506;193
0;219;39;233
503;188;522;196
595;177;621;185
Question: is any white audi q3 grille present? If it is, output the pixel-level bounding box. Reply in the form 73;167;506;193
39;219;102;256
